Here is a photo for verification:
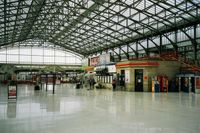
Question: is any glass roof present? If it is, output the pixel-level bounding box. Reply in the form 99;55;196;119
0;0;199;56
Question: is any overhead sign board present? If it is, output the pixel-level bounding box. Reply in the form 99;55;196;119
99;53;110;64
90;56;99;66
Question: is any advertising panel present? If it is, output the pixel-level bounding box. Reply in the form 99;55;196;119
8;86;17;99
90;56;99;66
196;77;200;89
125;70;130;83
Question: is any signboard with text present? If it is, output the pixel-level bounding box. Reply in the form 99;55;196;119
107;65;116;73
90;56;99;66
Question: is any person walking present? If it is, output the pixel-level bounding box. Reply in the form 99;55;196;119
88;77;95;90
112;78;117;91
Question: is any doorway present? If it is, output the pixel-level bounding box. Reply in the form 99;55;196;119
120;70;125;87
181;77;189;92
135;69;143;92
191;77;195;93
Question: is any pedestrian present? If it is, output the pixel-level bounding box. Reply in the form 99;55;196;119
88;77;95;90
112;78;117;91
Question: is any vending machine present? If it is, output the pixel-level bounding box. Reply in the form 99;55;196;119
151;76;160;92
157;75;168;92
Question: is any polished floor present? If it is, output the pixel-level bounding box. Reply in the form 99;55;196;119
0;84;200;133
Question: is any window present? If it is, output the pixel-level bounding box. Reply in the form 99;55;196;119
0;47;81;65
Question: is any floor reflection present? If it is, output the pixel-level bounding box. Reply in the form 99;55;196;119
7;100;17;118
0;84;199;133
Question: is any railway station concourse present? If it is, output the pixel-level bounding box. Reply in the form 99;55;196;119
0;0;200;133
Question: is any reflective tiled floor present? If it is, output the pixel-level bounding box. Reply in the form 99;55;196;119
0;84;200;133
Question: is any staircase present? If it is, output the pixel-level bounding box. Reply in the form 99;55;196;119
159;51;200;74
128;51;200;74
179;57;200;74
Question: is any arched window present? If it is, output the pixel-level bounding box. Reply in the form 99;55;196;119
0;40;82;65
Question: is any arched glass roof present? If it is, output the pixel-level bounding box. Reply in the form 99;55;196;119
0;0;200;57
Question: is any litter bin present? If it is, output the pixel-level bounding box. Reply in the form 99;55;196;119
76;83;81;89
34;85;40;90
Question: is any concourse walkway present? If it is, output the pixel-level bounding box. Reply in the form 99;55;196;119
0;84;200;133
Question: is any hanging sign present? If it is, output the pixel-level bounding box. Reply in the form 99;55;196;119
90;56;99;66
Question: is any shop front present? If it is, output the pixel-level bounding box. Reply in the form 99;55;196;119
116;60;181;92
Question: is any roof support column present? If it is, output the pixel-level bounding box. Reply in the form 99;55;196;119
136;42;138;59
110;52;114;62
6;47;7;64
194;25;197;63
118;47;121;61
184;46;187;61
18;45;20;64
119;46;129;60
175;30;178;56
147;39;149;57
127;45;130;60
4;0;7;44
111;48;120;62
159;35;162;56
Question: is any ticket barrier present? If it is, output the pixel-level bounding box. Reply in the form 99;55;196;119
157;76;168;92
176;74;200;93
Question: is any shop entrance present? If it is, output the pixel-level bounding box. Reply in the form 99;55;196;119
120;70;125;87
181;77;189;92
135;69;143;92
191;77;195;93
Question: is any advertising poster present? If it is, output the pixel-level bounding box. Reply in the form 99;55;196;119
196;77;200;89
125;70;130;83
8;86;17;99
90;56;99;66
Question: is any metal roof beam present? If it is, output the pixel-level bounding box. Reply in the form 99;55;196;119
18;0;46;40
51;0;106;41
